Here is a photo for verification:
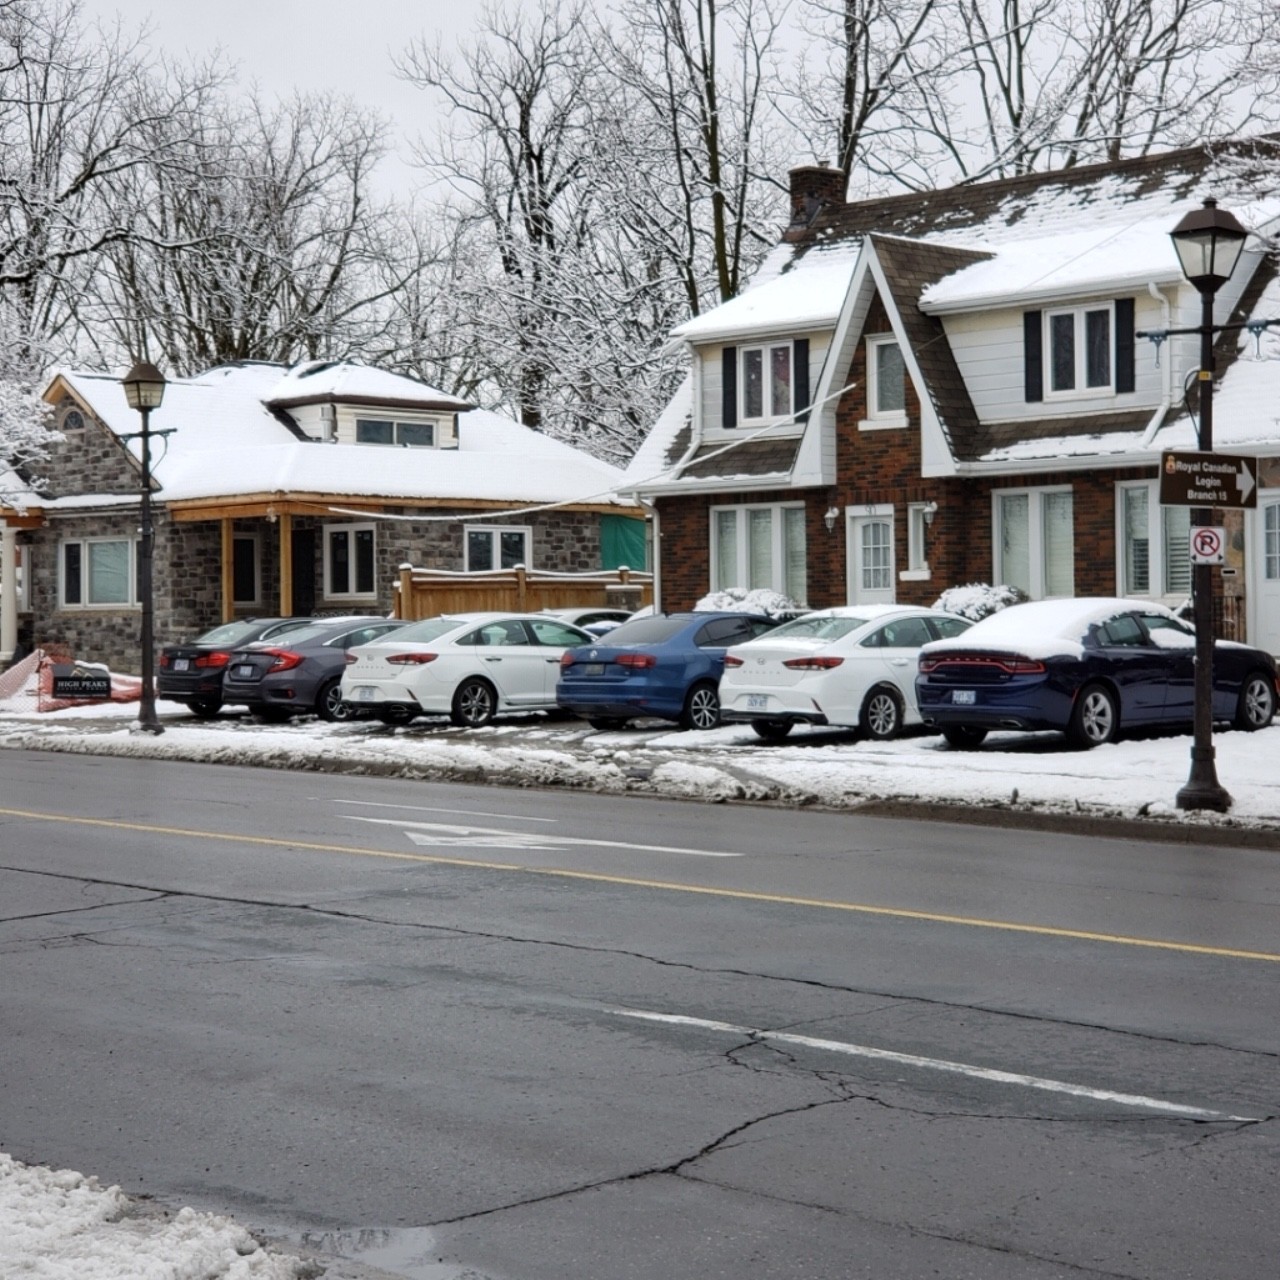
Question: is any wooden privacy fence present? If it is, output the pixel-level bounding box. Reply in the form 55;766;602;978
394;564;653;622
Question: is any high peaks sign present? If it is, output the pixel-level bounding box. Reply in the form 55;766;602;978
1160;451;1257;510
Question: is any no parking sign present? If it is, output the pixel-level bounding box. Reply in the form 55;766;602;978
1189;526;1225;565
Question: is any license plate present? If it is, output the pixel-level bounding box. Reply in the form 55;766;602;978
173;658;190;672
952;689;976;705
746;694;770;709
583;663;605;676
352;686;377;702
233;664;256;679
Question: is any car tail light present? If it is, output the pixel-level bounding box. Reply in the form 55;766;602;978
260;648;304;673
723;655;744;667
617;653;657;669
918;654;1045;675
782;656;844;670
385;652;438;665
194;651;231;669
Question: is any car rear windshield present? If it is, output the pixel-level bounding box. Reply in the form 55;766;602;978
599;616;692;645
768;615;867;642
194;619;280;646
387;616;469;644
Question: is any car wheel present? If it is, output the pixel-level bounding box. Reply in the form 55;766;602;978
861;685;905;740
317;678;355;722
679;681;721;731
588;717;628;731
942;725;987;750
451;678;497;728
188;697;221;718
751;719;793;742
1068;682;1119;748
1234;671;1276;730
375;706;415;726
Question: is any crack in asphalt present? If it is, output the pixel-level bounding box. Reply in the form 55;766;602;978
2;861;1276;1068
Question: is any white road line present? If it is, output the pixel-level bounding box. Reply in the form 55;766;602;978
319;799;557;823
613;1010;1260;1122
341;815;741;858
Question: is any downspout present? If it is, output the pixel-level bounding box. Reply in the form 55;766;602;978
1140;282;1175;449
636;496;660;613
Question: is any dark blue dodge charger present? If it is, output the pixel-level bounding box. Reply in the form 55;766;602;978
915;597;1277;749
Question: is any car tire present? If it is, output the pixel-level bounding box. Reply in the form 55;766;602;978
375;706;415;726
451;678;497;728
188;697;221;718
317;678;355;722
679;681;721;731
1234;670;1276;731
751;719;793;742
861;685;905;740
588;717;628;731
942;725;987;750
1068;682;1119;748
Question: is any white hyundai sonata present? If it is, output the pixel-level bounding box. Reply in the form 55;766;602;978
719;605;972;741
341;611;593;727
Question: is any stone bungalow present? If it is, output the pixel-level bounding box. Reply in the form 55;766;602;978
1;360;643;670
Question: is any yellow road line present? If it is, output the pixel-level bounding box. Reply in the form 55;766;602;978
3;805;1277;963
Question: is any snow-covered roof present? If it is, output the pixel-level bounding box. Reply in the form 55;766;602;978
47;364;631;509
265;360;472;409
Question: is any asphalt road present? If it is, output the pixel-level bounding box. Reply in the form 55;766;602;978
1;749;1277;1279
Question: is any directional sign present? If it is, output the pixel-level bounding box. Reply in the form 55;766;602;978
1189;526;1225;565
1160;450;1257;509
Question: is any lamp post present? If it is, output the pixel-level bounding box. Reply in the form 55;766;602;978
122;360;167;735
1168;198;1247;812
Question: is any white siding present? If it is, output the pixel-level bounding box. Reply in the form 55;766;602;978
695;332;831;440
942;291;1166;424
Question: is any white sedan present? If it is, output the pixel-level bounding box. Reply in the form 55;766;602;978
341;611;593;727
720;605;972;741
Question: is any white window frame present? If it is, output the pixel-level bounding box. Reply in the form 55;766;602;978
863;334;907;428
323;521;377;600
1115;480;1192;600
992;486;1075;599
739;343;794;425
1044;303;1115;400
464;524;533;572
232;532;262;607
901;502;933;580
59;536;138;609
710;502;807;603
355;417;437;448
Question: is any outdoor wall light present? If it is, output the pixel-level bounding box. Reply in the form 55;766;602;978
824;506;840;533
923;501;938;526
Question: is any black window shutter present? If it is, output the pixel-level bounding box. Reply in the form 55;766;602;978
1024;311;1043;402
1115;298;1135;393
722;345;738;428
793;338;810;421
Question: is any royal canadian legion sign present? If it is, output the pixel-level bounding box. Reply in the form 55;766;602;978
1160;450;1257;510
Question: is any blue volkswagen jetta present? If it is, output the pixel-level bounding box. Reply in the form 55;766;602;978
556;611;778;730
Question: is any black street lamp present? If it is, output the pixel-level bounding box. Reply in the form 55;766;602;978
122;360;167;735
1168;198;1247;812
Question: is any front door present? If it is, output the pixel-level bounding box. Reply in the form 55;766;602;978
848;512;896;605
1252;493;1280;656
290;528;315;616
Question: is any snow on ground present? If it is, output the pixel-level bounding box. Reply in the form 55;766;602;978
4;690;1278;1275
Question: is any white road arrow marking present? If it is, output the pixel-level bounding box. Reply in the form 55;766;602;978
341;815;741;857
613;1009;1260;1121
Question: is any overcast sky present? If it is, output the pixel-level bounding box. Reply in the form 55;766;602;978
79;1;492;191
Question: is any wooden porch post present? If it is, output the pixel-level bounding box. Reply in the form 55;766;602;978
220;518;234;622
279;513;293;616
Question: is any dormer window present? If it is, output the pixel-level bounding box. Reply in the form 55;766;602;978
355;417;436;447
865;335;906;424
720;340;810;429
1047;305;1112;394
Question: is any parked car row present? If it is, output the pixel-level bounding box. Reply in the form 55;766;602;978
159;598;1280;750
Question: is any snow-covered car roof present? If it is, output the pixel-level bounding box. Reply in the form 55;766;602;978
920;597;1176;661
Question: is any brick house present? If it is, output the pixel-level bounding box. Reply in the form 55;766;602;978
0;360;643;670
627;136;1280;653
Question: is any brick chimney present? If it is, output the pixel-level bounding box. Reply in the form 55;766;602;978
785;161;846;239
